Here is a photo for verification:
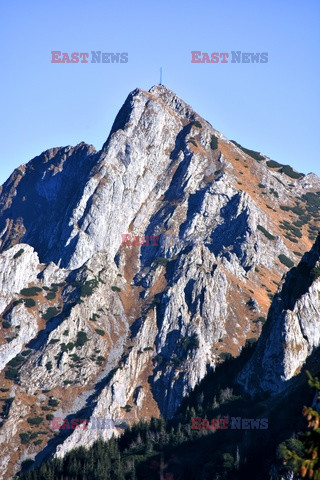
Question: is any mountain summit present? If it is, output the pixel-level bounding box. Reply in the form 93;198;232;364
0;85;319;478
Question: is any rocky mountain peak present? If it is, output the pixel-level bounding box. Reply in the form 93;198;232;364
0;85;319;478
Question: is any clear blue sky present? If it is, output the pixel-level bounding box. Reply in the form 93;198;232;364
1;0;319;185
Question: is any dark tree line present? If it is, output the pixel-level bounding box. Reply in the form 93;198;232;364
18;344;317;480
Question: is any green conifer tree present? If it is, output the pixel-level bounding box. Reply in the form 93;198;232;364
279;372;320;479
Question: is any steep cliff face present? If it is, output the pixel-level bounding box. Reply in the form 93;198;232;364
0;143;98;267
0;84;320;478
238;234;320;396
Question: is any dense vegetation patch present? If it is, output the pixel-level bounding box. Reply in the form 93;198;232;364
80;279;98;297
1;397;14;419
278;254;294;268
269;187;279;198
45;291;57;300
7;355;24;368
266;160;304;179
20;287;42;297
42;307;59;321
75;331;88;347
279;165;304;179
302;192;320;212
24;298;36;308
210;134;219;150
48;398;59;408
95;329;105;336
45;361;53;371
279;220;302;239
13;249;24;259
5;368;20;381
27;417;43;426
231;140;265;162
257;225;276;240
111;286;121;292
61;342;75;352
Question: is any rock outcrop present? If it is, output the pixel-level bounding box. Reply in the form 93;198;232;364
238;233;320;395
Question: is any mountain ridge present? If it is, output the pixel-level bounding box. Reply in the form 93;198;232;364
0;84;319;479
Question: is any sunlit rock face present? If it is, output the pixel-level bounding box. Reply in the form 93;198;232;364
1;84;320;478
